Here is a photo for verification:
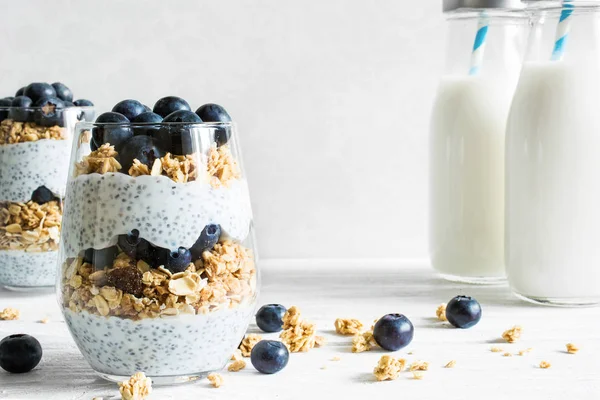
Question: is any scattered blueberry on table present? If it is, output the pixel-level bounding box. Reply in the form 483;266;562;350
256;304;287;333
0;334;43;374
373;313;414;351
251;340;289;374
445;295;482;329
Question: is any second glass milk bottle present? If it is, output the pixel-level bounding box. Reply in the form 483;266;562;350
430;0;528;283
506;1;600;306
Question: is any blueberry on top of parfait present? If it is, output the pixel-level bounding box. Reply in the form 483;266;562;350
153;96;191;118
34;96;65;127
112;99;146;121
195;103;232;145
51;82;73;102
23;82;56;104
118;134;165;172
154;110;202;155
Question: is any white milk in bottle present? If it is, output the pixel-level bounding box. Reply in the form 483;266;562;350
430;0;527;283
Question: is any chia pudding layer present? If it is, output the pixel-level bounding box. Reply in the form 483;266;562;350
61;173;253;258
0;139;71;202
63;303;255;376
0;250;57;287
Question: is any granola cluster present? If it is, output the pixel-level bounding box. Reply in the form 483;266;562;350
352;331;377;353
207;144;241;188
0;119;66;145
279;306;319;353
239;334;262;357
74;144;121;176
566;343;579;354
0;200;62;251
207;373;224;388
62;240;256;320
409;360;429;371
0;308;20;320
502;325;523;343
129;153;199;183
118;372;152;400
334;318;363;335
436;303;447;321
373;355;406;381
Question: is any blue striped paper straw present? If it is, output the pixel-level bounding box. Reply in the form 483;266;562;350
551;1;574;61
469;13;490;75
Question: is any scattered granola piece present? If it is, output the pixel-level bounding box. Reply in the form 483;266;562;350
334;318;364;335
409;360;429;371
279;306;318;353
502;325;523;343
373;355;406;381
228;359;246;372
207;144;241;188
207;373;223;388
518;348;533;356
436;303;447;321
502;352;513;357
118;372;152;400
352;331;377;353
444;360;456;368
0;308;19;320
412;371;424;380
566;343;579;354
490;346;504;353
239;334;262;357
539;361;551;369
39;318;49;324
331;356;341;362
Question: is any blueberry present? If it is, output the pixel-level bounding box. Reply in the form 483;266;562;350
373;313;414;351
92;112;132;151
136;239;157;266
23;82;56;104
445;296;482;329
15;86;26;97
73;99;95;121
117;229;142;258
256;304;287;333
152;96;191;118
0;98;12;121
250;340;289;374
51;82;73;102
195;103;232;145
83;246;120;270
73;99;94;107
131;111;163;137
112;99;146;121
63;101;74;107
154;110;202;155
33;97;65;127
143;104;152;112
31;186;56;204
190;224;221;259
119;135;165;173
8;96;33;122
157;247;192;273
0;334;42;374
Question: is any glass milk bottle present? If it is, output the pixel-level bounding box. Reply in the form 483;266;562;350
430;0;528;283
506;1;600;306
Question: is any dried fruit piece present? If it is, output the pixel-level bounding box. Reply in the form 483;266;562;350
107;266;143;297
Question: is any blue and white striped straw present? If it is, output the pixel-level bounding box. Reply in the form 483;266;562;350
551;0;574;61
469;12;490;75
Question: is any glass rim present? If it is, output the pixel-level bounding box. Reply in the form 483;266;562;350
75;120;236;129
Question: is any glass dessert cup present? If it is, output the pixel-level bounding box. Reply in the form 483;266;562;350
57;121;258;384
0;106;95;290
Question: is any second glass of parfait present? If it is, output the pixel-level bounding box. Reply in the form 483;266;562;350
57;101;258;383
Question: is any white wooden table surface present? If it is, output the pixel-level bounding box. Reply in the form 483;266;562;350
0;260;599;400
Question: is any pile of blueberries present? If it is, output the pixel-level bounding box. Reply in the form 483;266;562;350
92;97;232;173
0;82;94;126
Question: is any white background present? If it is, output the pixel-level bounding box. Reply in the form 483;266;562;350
0;0;445;260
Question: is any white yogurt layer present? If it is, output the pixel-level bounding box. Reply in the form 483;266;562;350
61;173;253;258
63;303;255;376
0;250;57;287
0;139;71;202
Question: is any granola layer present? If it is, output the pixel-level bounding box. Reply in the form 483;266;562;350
0;200;62;251
61;240;256;320
0;119;67;145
